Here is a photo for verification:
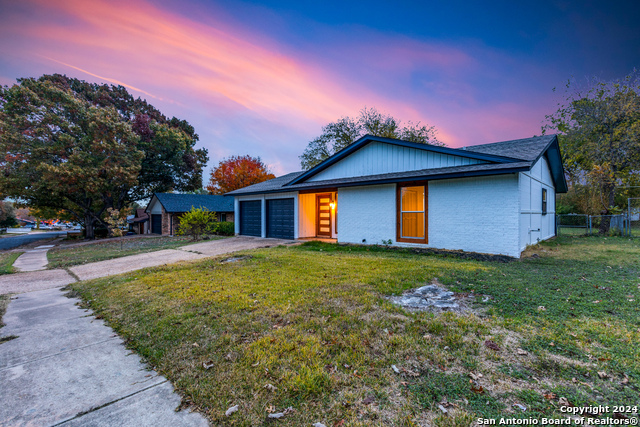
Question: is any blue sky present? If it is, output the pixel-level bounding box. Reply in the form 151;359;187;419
1;0;638;177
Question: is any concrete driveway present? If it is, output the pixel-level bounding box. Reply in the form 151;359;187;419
1;236;293;294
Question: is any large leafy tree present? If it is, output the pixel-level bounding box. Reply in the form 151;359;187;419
300;107;443;169
206;155;275;194
544;72;640;221
37;74;208;200
0;75;208;239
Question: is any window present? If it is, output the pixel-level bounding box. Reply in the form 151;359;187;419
542;188;547;215
220;213;227;222
396;183;428;243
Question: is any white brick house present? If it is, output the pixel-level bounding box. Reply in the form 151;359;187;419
226;135;567;258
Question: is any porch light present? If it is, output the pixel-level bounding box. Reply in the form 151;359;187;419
330;202;335;210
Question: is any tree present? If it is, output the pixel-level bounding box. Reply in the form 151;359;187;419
544;71;640;230
299;107;443;169
37;74;209;200
177;207;217;241
105;207;130;237
206;155;275;194
0;201;17;227
0;75;209;239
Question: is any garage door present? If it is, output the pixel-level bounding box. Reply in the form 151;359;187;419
151;214;162;234
240;201;262;237
267;198;295;239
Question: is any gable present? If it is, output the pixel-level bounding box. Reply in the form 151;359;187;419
146;196;163;214
306;141;486;182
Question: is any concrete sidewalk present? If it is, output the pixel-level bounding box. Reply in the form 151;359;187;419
0;236;293;426
0;288;208;426
13;244;55;272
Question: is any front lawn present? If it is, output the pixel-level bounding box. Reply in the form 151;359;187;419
47;236;226;269
0;252;22;275
68;236;640;425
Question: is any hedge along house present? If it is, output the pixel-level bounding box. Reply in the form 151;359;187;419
145;193;235;236
226;135;567;258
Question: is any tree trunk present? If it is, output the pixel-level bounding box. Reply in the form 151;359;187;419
598;183;616;234
84;213;95;240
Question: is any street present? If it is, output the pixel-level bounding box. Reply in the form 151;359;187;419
0;232;67;250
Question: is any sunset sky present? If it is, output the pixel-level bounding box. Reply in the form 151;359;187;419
1;0;639;177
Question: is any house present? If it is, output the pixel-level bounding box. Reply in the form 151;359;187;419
226;134;567;258
145;193;235;236
127;208;149;234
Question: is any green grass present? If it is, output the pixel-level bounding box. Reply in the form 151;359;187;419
47;236;226;268
69;236;640;425
0;293;10;326
0;252;22;275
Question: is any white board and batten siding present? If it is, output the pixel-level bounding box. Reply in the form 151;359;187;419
337;175;522;258
519;157;556;251
307;141;485;182
234;192;298;238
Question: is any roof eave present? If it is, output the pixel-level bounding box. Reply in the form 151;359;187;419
536;135;568;193
144;194;159;213
231;165;531;197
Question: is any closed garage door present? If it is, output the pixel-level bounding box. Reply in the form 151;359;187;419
151;214;162;234
240;201;262;237
267;198;294;239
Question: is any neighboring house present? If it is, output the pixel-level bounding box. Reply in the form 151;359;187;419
127;209;149;234
145;193;235;236
226;134;567;258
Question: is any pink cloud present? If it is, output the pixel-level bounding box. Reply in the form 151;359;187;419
0;0;556;174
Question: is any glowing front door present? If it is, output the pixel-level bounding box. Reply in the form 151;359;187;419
316;194;333;237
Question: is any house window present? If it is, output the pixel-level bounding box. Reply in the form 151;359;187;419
397;183;428;243
542;188;547;215
220;213;227;222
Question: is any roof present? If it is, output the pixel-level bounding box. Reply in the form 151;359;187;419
226;134;567;196
131;208;149;223
463;135;556;162
148;193;234;213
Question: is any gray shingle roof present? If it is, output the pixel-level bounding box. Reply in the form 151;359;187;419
153;193;234;213
226;134;565;196
463;135;555;162
225;172;304;195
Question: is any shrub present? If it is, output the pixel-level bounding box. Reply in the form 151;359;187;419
177;208;217;241
105;207;130;237
216;221;234;236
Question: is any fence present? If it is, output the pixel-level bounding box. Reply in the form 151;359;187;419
629;198;640;237
556;214;631;237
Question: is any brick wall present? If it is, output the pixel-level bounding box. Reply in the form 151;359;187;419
161;208;171;235
428;175;520;257
338;184;396;246
336;175;521;258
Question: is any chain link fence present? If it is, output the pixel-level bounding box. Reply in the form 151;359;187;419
556;214;590;236
557;214;631;236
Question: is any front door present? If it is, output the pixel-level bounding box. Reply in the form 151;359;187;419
316;194;333;237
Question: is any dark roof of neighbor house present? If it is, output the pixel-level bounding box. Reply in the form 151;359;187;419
131;208;149;223
226;134;567;196
148;193;234;213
